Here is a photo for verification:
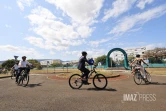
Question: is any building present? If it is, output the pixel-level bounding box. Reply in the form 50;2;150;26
111;47;147;61
61;61;70;65
40;59;62;66
61;60;78;65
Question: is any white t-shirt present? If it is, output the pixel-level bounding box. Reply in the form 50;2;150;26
18;60;31;68
13;64;19;70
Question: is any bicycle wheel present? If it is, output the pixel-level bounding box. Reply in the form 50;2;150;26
93;74;107;90
11;71;14;79
18;71;29;87
22;74;29;87
146;72;152;83
17;75;23;86
133;72;142;85
69;74;83;89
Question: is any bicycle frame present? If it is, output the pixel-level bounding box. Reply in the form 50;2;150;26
81;66;98;79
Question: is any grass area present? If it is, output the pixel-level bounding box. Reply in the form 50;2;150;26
30;68;166;75
145;68;166;75
1;68;165;78
30;69;119;77
0;74;11;77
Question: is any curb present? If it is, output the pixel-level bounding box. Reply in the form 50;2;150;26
106;74;120;78
0;76;11;79
54;74;120;79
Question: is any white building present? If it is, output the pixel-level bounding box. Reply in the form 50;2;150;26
111;47;147;61
61;60;78;65
40;59;62;66
61;61;70;65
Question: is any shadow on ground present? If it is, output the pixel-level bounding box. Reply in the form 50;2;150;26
80;88;117;91
27;82;44;88
149;82;166;85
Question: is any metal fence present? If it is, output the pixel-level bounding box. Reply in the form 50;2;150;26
143;63;166;68
41;63;166;70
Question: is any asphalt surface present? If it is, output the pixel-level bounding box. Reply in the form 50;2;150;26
0;74;166;111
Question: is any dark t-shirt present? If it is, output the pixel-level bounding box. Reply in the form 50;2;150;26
77;56;88;70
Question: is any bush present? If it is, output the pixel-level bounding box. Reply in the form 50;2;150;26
36;64;42;70
1;59;16;70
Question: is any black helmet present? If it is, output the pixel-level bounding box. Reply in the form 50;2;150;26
82;51;87;56
22;56;26;58
136;54;140;58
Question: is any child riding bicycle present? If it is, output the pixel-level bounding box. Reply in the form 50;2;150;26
130;54;149;79
16;56;32;83
77;51;94;85
11;61;19;76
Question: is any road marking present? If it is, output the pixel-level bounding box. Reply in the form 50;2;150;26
108;75;130;81
152;75;166;76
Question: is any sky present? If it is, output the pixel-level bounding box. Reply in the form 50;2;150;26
0;0;166;61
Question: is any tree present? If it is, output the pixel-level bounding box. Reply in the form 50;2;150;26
95;55;115;66
1;59;16;70
27;59;42;69
144;47;166;63
27;59;39;66
95;55;106;65
36;64;42;70
148;57;163;63
51;63;62;71
128;56;135;62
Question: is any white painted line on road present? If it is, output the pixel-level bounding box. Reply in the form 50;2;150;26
47;76;56;80
109;75;130;82
30;74;46;76
152;75;166;76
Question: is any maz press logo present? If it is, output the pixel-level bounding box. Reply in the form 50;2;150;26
121;92;156;103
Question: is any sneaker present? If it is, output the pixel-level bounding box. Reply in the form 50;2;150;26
82;81;91;85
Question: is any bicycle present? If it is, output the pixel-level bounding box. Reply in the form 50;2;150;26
0;68;8;74
132;66;152;85
69;65;108;90
11;69;18;79
17;68;30;87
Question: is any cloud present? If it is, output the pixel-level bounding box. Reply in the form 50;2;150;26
0;45;43;58
44;0;104;43
24;36;68;51
137;0;154;10
25;0;105;52
5;24;11;28
45;0;104;25
65;49;106;58
26;6;91;52
146;43;164;50
89;37;115;48
109;5;166;35
17;0;34;11
102;0;136;22
77;26;95;38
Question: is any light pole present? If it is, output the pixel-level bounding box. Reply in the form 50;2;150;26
14;56;19;62
47;61;49;74
67;63;68;73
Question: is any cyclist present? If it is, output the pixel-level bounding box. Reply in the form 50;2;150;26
77;51;91;84
130;54;149;79
11;61;19;76
16;56;32;83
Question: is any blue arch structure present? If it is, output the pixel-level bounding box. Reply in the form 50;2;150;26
106;48;130;70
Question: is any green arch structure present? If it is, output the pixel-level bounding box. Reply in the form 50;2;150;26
106;48;131;70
